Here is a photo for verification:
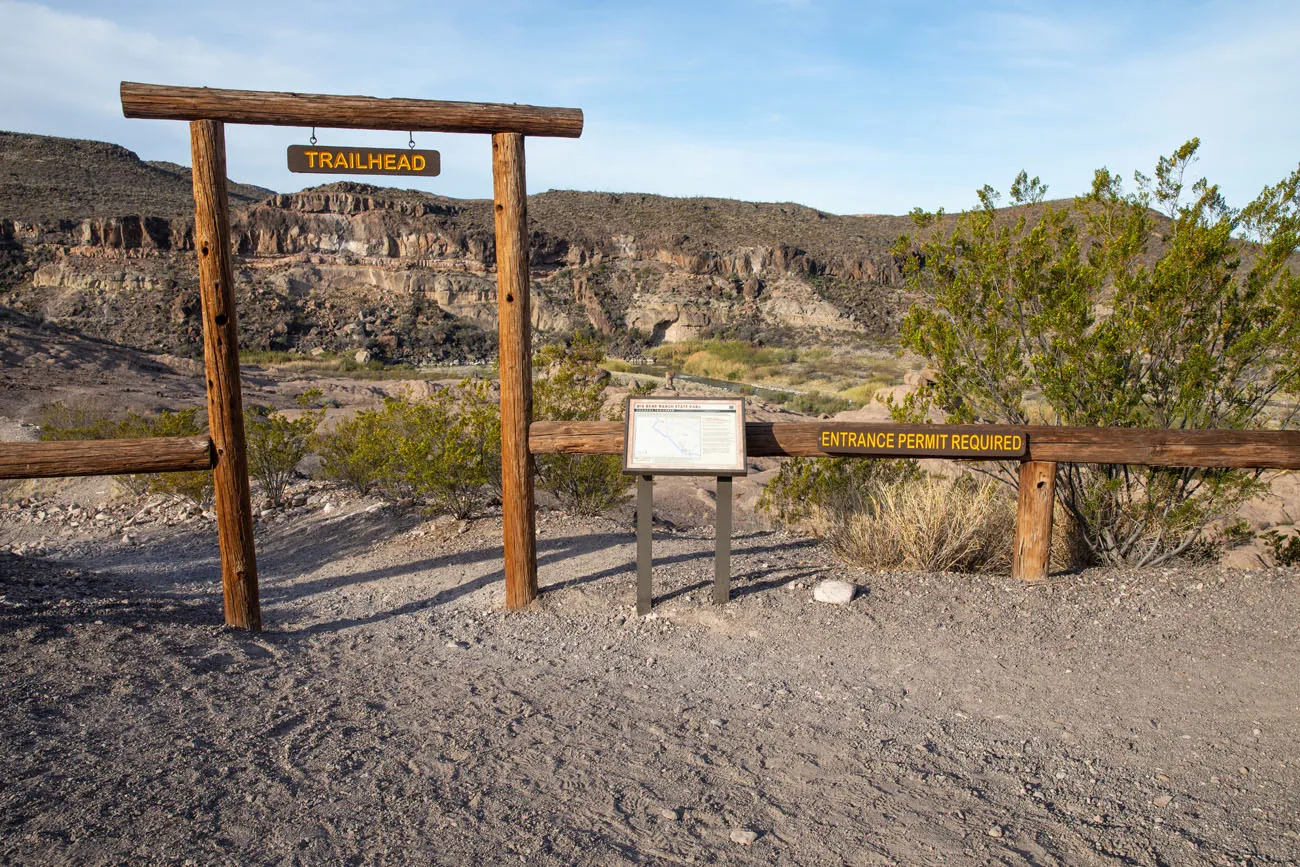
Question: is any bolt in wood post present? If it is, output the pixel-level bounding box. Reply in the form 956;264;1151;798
190;119;261;631
1012;460;1056;582
492;132;538;610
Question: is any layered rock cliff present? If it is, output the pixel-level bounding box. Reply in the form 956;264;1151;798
1;132;919;362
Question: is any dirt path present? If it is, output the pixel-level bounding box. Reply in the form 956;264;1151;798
2;498;1298;865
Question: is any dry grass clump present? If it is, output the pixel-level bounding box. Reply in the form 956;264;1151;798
818;474;1014;573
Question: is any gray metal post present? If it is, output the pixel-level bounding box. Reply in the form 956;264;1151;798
714;475;732;604
636;475;653;615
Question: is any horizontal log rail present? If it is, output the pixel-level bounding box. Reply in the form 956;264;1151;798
121;82;585;138
0;436;214;480
530;421;1300;469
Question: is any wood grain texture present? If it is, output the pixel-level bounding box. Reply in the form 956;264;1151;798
1012;461;1056;581
191;120;261;632
0;436;212;480
530;421;1300;468
123;82;584;138
493;132;538;611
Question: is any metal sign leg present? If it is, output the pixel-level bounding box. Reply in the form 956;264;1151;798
636;475;653;615
714;475;732;604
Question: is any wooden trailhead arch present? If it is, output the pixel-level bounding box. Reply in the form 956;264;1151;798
120;83;577;630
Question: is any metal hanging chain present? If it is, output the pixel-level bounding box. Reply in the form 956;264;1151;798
408;131;415;150
309;127;317;146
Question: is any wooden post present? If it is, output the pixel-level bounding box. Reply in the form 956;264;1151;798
1012;460;1056;582
190;120;261;631
492;132;538;610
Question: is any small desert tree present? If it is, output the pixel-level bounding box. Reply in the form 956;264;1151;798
893;140;1300;566
533;334;632;515
245;391;324;508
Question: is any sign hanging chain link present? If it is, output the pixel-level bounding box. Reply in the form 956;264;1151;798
309;126;317;146
408;131;415;150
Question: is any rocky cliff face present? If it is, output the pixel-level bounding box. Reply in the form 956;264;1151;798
1;134;918;362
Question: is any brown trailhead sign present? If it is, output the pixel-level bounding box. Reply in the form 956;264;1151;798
287;145;440;176
819;425;1028;459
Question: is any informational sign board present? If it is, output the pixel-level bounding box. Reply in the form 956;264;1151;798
287;145;441;176
624;397;748;476
818;425;1027;459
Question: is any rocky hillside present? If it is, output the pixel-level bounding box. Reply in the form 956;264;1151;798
1;132;918;362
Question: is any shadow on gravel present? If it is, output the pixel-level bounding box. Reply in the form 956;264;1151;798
0;553;221;640
277;531;820;635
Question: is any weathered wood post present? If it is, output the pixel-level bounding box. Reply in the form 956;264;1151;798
1012;460;1056;582
190;119;261;631
491;132;538;610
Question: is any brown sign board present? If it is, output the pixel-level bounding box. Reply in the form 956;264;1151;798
287;145;440;176
818;425;1027;459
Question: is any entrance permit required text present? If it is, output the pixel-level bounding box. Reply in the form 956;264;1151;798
624;397;748;475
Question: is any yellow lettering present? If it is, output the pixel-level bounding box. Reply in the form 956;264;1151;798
384;153;397;171
821;431;831;447
334;152;347;169
412;154;426;171
319;152;333;169
1012;435;1022;451
940;433;949;449
886;433;895;448
397;154;412;171
304;150;318;168
367;152;382;170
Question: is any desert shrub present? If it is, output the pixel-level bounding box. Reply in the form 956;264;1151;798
825;473;1016;573
316;410;390;496
534;335;632;515
38;403;213;505
244;392;324;508
314;382;500;518
1263;529;1300;567
763;457;1081;573
894;140;1300;567
759;456;921;523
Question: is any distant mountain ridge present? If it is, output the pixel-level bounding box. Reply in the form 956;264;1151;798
0;131;275;221
1;130;919;361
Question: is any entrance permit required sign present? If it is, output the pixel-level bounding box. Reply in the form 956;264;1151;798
623;397;748;475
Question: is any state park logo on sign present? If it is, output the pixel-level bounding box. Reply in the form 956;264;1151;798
818;425;1028;459
287;145;441;177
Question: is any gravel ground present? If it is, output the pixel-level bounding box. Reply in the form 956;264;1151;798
2;497;1298;866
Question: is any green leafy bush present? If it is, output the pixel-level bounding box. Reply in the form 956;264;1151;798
893;140;1300;567
244;392;324;508
534;335;632;515
315;382;500;518
36;402;213;505
1263;530;1300;567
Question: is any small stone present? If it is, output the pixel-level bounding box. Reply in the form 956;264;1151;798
729;828;758;846
354;349;372;364
986;825;1004;838
813;579;856;605
659;808;680;821
1152;794;1173;807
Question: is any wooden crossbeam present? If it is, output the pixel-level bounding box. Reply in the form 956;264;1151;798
0;436;213;480
121;82;584;138
529;421;1300;469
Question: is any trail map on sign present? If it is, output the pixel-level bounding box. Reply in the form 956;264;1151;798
624;398;747;474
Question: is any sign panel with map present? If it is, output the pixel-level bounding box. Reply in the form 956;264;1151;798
623;397;748;475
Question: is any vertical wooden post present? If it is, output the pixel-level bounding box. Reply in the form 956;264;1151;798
1012;460;1056;582
190;120;261;631
492;132;538;610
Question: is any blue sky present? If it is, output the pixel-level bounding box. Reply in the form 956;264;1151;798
1;0;1297;215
